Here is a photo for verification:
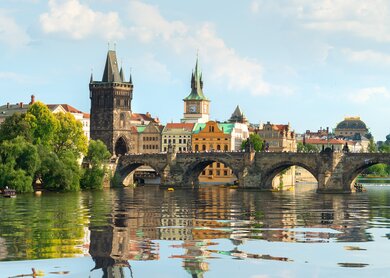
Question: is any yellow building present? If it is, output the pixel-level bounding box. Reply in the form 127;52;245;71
192;121;237;184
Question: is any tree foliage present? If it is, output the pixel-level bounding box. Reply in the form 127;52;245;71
0;113;33;142
0;102;94;192
241;133;263;152
367;138;377;153
26;102;58;147
297;142;319;153
38;148;81;192
81;140;111;190
0;137;39;193
53;112;88;157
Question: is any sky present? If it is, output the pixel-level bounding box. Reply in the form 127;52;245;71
0;0;390;140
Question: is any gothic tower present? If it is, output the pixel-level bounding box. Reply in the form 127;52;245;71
181;56;210;123
90;50;133;156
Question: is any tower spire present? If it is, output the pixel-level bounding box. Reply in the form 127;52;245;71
119;67;125;82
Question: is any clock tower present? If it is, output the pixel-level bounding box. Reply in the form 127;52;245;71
181;56;210;123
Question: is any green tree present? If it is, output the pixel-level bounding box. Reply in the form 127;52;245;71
379;143;390;153
241;133;263;152
38;148;81;192
53;112;88;158
297;142;319;153
81;140;111;190
0;136;39;193
26;102;59;147
0;113;33;142
367;138;377;153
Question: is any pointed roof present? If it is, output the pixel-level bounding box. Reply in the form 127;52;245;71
229;105;248;124
119;67;125;82
184;55;208;101
102;50;122;82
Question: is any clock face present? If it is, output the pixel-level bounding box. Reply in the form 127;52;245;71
189;104;197;113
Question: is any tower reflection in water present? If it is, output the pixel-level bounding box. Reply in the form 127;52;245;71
87;187;372;277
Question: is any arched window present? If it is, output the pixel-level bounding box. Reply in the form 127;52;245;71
202;145;206;151
217;145;221;151
224;145;228;151
195;145;199;151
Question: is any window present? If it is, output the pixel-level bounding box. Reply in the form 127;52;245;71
217;145;221;151
202;145;206;151
224;170;228;176
216;163;221;168
216;170;221;176
195;145;199;151
208;170;213;175
179;139;182;144
202;170;206;175
224;145;228;151
164;139;167;144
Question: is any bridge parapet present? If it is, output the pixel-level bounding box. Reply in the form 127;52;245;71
114;151;390;193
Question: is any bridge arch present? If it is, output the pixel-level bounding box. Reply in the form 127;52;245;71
344;156;390;190
182;157;240;187
262;161;318;190
116;160;165;186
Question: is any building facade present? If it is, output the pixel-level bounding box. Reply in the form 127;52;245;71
161;123;194;152
256;122;297;152
192;121;237;184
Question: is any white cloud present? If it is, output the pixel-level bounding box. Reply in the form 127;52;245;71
129;0;188;43
135;53;172;83
40;0;125;40
195;24;271;96
0;10;30;47
128;1;276;97
250;1;260;14
0;72;31;83
349;87;390;103
342;48;390;65
294;0;390;42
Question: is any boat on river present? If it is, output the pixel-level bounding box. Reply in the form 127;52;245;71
2;188;16;198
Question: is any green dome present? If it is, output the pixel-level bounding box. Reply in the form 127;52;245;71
336;117;367;130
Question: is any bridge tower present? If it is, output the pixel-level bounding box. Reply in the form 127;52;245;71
90;50;134;156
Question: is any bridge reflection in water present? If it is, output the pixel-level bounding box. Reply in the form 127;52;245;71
88;186;373;277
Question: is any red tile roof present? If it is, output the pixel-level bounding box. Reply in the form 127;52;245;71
165;123;195;132
305;138;346;145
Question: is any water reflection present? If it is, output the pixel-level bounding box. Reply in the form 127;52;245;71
1;185;390;276
85;186;383;276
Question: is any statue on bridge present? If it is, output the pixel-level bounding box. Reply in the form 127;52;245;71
244;137;254;153
167;143;176;154
342;142;350;153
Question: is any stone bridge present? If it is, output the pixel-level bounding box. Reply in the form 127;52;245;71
114;151;390;193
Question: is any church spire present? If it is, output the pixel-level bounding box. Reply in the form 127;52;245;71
184;55;208;101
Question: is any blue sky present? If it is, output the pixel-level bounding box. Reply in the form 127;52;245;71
1;0;390;140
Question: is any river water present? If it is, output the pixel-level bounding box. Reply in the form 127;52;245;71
1;184;390;277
